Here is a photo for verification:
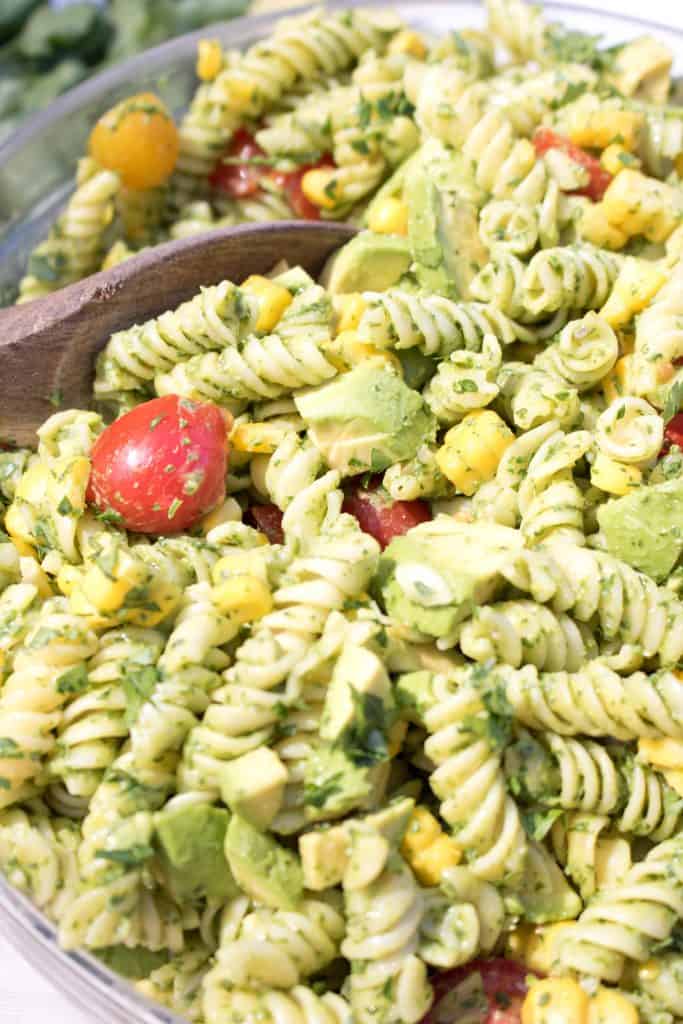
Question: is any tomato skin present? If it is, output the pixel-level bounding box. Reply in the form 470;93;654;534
342;479;431;549
423;959;534;1024
271;155;335;221
209;129;267;198
248;504;284;545
533;128;613;202
663;412;683;454
87;396;229;535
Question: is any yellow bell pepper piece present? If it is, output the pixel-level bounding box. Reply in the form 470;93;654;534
600;256;667;328
241;275;293;332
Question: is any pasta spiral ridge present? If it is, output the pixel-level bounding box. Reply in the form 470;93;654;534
48;626;166;801
458;599;597;671
358;289;531;358
517;428;593;547
383;444;451;502
423;334;502;424
557;835;683;981
0;802;81;921
535;312;619;392
342;850;433;1024
522;245;621;318
155;285;337;407
18;159;119;303
476;660;683;741
94;279;259;400
205;898;345;990
423;680;528;883
178;514;379;793
203;983;352;1024
136;941;212;1021
506;731;683;840
0;599;98;810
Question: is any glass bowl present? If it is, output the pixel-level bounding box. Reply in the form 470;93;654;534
0;2;682;1021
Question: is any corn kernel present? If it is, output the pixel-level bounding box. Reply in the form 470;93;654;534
402;807;442;857
56;564;82;597
9;536;35;559
602;170;683;243
301;168;338;210
603;355;635;404
591;452;642;495
577;203;628;251
333;293;367;333
241;275;293;332
81;553;149;614
568;109;643;152
225;75;257;112
522;978;589;1024
332;330;403;374
367;197;409;236
231;422;290;454
601;144;641;176
212;574;273;622
388;28;428;59
587;987;638;1024
600;256;667;328
639;736;683;770
197;38;223;81
522;923;575;975
411;835;462;886
436;410;514;496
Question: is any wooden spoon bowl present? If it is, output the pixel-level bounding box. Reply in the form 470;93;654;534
0;221;356;447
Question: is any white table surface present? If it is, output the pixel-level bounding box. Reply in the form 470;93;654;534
3;0;683;1020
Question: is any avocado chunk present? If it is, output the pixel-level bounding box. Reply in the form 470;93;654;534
321;230;412;294
155;803;235;904
597;478;683;581
295;364;436;476
504;732;561;805
376;520;523;638
219;746;288;829
395;670;437;724
299;796;415;890
407;151;487;299
516;841;582;923
97;946;169;980
305;645;395;819
224;815;303;910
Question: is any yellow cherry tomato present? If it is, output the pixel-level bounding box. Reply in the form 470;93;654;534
89;92;179;190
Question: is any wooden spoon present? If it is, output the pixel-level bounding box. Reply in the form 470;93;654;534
0;220;356;447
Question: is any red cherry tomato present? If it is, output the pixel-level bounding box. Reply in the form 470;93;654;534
663;411;683;455
423;959;535;1024
249;503;284;545
87;395;229;534
209;129;268;198
271;155;336;221
342;478;431;549
533;128;613;202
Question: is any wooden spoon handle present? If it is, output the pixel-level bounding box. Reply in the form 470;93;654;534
0;221;355;446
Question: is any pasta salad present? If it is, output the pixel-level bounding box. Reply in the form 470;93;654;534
4;1;683;1023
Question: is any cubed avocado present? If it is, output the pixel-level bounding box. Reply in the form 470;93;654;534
597;478;683;581
294;364;436;476
395;670;437;724
96;946;169;980
516;842;582;923
320;645;393;743
224;815;303;910
219;746;288;829
155;803;236;904
504;732;561;805
321;231;412;294
299;825;350;890
304;745;376;818
407;154;487;299
375;520;523;638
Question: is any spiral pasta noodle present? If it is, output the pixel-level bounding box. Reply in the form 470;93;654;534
595;396;664;464
423;334;502;424
94;279;259;401
18;159;119;303
136;941;213;1021
204;983;353;1024
535;312;619;392
517;428;592;546
522;246;621;318
423;678;527;883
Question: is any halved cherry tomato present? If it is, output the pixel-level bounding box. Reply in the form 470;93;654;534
663;411;683;455
342;478;431;549
271;155;335;221
209;129;268;198
423;959;535;1024
87;395;230;534
248;503;284;545
533;128;613;202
